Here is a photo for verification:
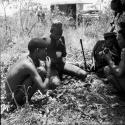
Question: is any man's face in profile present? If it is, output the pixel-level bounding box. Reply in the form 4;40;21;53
37;48;46;60
105;37;114;48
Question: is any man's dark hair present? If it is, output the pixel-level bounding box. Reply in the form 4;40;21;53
111;0;123;13
28;38;49;53
50;20;63;34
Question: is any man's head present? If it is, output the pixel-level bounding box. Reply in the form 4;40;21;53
104;32;117;48
28;38;48;60
50;20;63;40
29;47;46;61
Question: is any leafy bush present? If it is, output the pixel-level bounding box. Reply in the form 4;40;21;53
83;4;113;39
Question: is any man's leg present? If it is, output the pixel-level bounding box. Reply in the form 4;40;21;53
14;77;38;106
10;67;47;106
15;67;61;105
63;62;88;79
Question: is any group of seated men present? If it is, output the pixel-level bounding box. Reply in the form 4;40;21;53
6;6;125;106
91;21;125;94
6;20;88;106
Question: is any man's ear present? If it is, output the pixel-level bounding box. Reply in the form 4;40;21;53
34;49;39;57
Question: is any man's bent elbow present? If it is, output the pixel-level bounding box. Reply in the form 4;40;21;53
34;77;47;90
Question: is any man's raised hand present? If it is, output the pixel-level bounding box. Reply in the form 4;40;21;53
46;56;51;68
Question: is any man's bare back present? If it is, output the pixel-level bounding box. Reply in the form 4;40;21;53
6;56;36;95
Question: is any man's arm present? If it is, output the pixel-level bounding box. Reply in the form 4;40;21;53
56;51;66;64
56;37;67;63
105;52;125;77
26;58;51;92
29;64;50;91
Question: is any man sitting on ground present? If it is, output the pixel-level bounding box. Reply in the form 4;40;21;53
91;32;121;77
6;41;52;106
103;25;125;94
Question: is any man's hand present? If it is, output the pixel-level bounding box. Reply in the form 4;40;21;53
37;66;46;75
45;56;51;79
90;57;96;71
104;53;112;62
101;48;112;62
46;56;51;68
103;52;115;67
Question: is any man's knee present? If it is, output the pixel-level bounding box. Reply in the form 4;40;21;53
78;68;88;77
14;91;26;106
64;63;88;78
51;76;61;85
49;76;61;90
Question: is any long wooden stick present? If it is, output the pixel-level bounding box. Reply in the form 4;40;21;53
80;39;87;70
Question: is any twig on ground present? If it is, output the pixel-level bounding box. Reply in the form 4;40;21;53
6;80;19;109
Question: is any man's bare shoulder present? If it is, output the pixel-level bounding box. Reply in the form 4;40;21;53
11;57;35;71
22;57;37;71
7;57;36;79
